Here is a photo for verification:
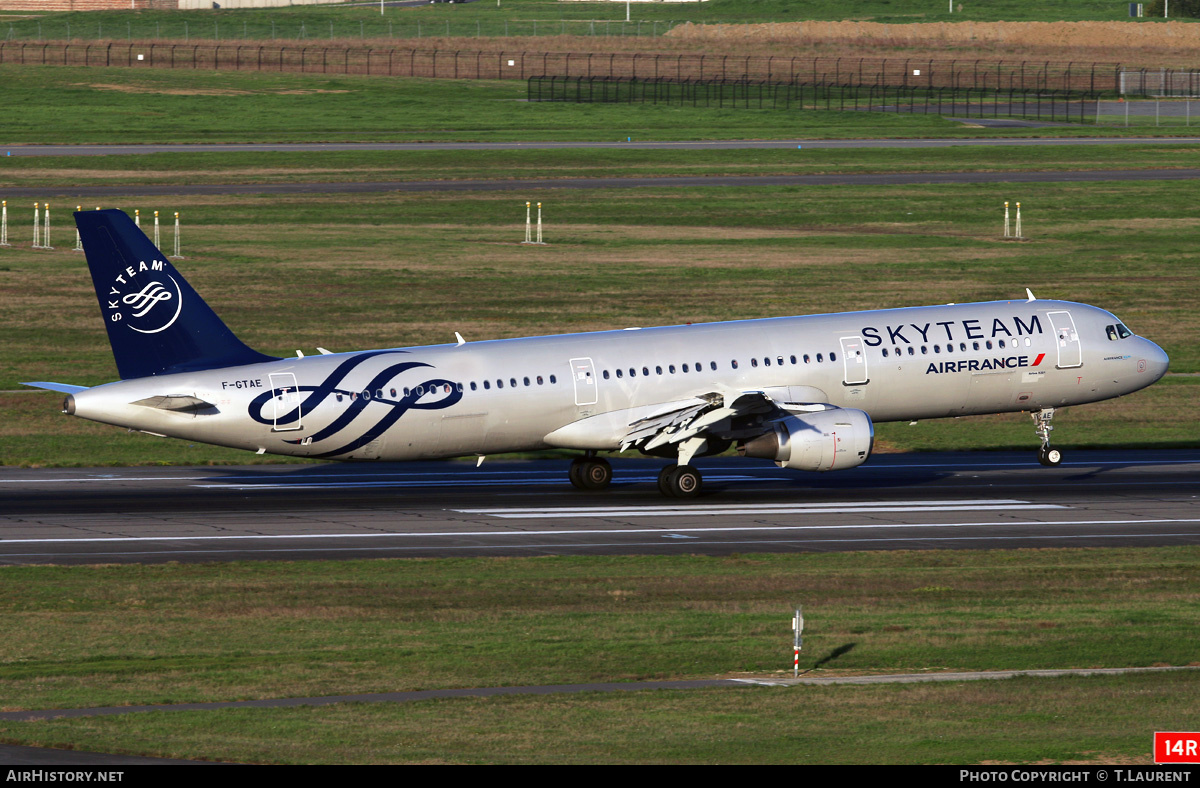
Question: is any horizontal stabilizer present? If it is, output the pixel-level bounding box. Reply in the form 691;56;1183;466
132;395;216;414
20;382;90;394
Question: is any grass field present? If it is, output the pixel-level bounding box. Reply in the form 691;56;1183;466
0;548;1196;763
12;65;1190;146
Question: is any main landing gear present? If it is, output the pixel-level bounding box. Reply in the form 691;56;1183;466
657;464;702;498
566;455;704;497
1031;408;1063;467
568;454;613;491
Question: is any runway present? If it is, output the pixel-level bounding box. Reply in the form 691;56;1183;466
2;450;1197;565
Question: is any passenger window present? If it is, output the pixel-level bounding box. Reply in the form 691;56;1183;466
751;358;759;367
907;347;915;356
483;381;491;390
804;354;811;364
731;360;739;369
643;367;650;376
764;357;771;366
986;341;993;350
817;353;824;362
497;380;504;389
656;366;662;375
669;365;676;374
789;355;796;365
882;348;889;358
616;369;623;378
682;364;689;372
710;361;717;371
603;370;610;380
629;368;637;377
830;352;837;362
537;376;544;385
523;377;530;386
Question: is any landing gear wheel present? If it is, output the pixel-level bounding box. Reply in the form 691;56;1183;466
579;458;612;490
1038;446;1063;467
568;458;586;490
657;464;678;496
569;456;612;491
663;465;703;498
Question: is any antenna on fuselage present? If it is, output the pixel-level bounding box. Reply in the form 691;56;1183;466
1025;288;1036;302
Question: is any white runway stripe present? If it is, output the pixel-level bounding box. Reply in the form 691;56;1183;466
455;499;1067;519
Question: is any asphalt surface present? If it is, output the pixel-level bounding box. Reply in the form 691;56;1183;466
2;450;1197;565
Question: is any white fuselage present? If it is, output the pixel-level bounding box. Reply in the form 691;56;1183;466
67;298;1169;462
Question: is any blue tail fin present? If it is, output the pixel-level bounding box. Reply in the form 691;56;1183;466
76;209;277;380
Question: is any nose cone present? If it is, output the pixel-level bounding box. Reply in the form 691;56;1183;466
1141;338;1169;383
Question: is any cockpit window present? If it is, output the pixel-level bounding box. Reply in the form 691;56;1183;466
1106;323;1134;341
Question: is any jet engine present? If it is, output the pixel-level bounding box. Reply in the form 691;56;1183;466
738;408;873;472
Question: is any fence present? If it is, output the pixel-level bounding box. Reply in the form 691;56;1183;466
529;76;1100;124
1119;67;1200;96
0;41;1137;93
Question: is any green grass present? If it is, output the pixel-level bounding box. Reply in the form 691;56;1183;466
4;672;1197;763
0;66;1080;145
0;548;1196;762
0;1;1176;46
4;66;1196;146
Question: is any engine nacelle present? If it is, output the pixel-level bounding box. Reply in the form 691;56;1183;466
739;408;873;472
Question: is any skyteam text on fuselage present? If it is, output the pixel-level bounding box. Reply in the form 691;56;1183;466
23;210;1170;497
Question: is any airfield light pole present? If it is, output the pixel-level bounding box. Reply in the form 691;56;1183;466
173;212;183;259
0;200;8;247
792;607;804;678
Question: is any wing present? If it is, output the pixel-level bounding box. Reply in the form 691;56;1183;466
620;387;837;466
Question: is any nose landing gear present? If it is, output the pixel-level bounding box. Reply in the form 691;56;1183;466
1031;408;1063;467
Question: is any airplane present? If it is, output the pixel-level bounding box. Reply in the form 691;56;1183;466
23;209;1170;498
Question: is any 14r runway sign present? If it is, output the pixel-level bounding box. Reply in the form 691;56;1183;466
1157;733;1200;764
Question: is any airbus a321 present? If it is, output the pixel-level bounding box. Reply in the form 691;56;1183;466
24;210;1170;497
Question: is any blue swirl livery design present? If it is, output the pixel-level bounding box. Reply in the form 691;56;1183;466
247;352;463;457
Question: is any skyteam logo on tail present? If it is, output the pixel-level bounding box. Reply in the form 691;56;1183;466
105;259;183;335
